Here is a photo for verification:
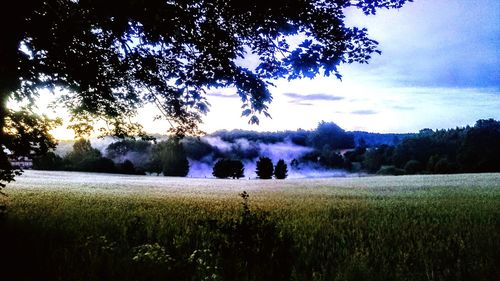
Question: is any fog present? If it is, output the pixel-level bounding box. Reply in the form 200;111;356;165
188;137;353;179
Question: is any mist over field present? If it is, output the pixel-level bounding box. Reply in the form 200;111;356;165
58;135;353;179
188;137;352;179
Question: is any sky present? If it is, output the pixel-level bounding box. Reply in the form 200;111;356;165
40;0;500;139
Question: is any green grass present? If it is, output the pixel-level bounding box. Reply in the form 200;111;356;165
1;171;499;281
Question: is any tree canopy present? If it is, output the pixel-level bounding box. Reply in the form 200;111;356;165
0;0;411;187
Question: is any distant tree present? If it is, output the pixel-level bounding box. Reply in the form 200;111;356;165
148;138;189;177
274;159;288;179
213;159;230;179
118;159;137;175
256;157;274;180
105;139;152;172
161;139;190;177
212;159;245;179
91;157;116;173
404;160;422;175
229;160;245;179
363;145;394;173
457;119;500;172
319;145;344;168
308;121;355;150
182;138;214;161
32;152;64;171
64;138;103;171
434;158;458;174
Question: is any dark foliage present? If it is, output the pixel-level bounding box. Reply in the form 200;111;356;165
106;140;152;171
308;121;355;150
118;160;138;175
33;152;64;171
362;145;394;173
404;160;423;175
62;139;118;173
149;138;190;177
256;157;274;179
181;137;214;161
274;159;288;179
351;119;500;175
457;119;500;172
212;159;245;179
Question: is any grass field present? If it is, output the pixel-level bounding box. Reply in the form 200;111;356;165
1;171;499;281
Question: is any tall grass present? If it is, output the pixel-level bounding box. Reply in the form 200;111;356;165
0;171;499;280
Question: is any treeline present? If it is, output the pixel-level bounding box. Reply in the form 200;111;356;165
348;119;500;175
33;138;190;176
213;121;355;149
33;119;500;176
33;121;356;177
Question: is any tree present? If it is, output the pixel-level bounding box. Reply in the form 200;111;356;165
149;138;190;177
308;122;355;150
1;0;411;187
212;159;245;179
64;138;102;171
274;159;288;179
32;152;64;171
63;138;118;173
106;139;152;171
118;159;137;175
404;160;422;175
256;157;274;179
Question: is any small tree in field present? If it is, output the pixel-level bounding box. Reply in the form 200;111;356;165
213;159;245;179
229;160;245;179
274;159;288;179
256;157;273;179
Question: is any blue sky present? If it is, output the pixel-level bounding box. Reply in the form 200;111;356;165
38;0;500;138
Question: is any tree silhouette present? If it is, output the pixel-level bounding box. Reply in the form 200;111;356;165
274;159;288;179
213;159;245;179
149;138;190;177
118;159;137;175
256;157;274;180
0;0;411;187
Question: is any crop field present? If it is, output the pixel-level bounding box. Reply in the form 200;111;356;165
1;171;499;281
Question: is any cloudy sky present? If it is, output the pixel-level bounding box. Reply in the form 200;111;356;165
47;0;499;138
189;0;499;134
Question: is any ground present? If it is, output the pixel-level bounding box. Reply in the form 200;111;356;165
1;171;499;281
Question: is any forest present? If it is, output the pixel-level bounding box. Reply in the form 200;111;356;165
30;119;500;178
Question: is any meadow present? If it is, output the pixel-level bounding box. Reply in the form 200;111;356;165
1;171;499;281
